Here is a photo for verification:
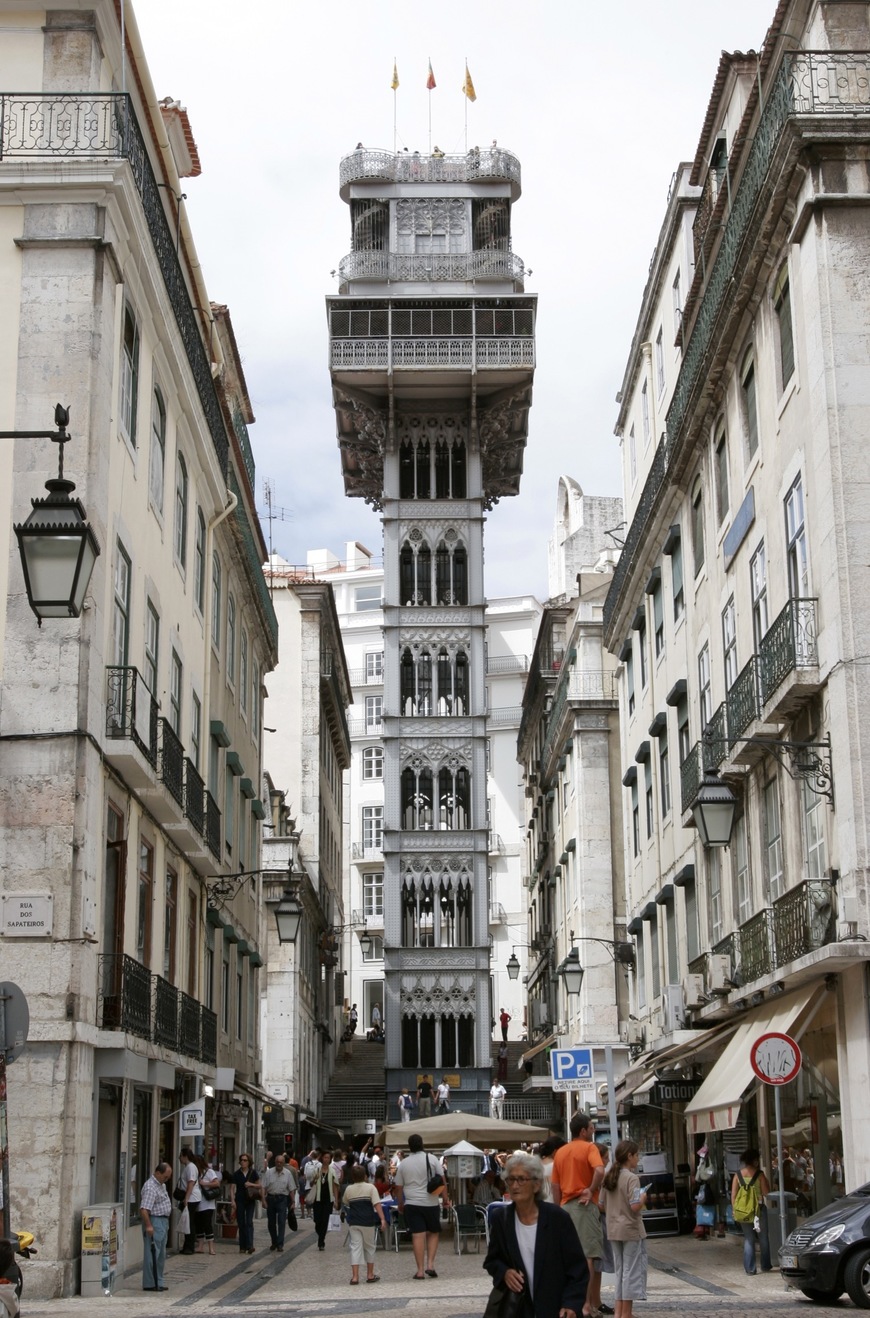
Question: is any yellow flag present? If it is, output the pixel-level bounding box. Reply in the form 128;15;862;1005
391;60;399;92
462;64;477;102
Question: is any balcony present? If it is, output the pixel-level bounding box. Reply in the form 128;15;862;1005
331;335;534;373
99;954;151;1040
153;974;179;1049
704;703;728;768
105;666;158;786
489;901;507;925
329;300;534;373
773;877;836;968
680;743;702;816
352;843;384;862
488;705;523;725
338;250;525;285
348;666;384;687
348;719;383;737
201;1007;217;1065
179;990;202;1057
339;145;522;196
486;654;530;675
759;597;820;714
158;718;184;809
726;657;760;747
738;907;775;982
205;790;221;861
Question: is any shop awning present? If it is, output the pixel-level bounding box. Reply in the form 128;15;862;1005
520;1033;558;1067
684;985;817;1134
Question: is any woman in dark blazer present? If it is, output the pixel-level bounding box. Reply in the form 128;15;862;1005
483;1153;589;1318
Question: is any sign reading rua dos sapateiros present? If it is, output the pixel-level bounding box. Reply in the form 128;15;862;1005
1;894;53;937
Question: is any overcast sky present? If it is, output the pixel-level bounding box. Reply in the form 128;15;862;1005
135;0;770;600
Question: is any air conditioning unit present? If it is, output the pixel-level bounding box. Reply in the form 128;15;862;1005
682;973;706;1009
663;984;685;1032
621;1020;645;1047
708;953;732;995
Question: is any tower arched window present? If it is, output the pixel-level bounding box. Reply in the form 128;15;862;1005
400;438;431;499
400;434;466;499
439;880;473;947
435;538;467;605
400;540;432;605
436;647;469;714
439;765;470;829
402;765;433;829
401;648;433;715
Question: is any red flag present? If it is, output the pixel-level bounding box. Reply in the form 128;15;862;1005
426;59;436;90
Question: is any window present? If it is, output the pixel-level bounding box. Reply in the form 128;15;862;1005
733;812;752;926
785;474;809;597
113;543;131;667
365;651;384;681
698;644;712;729
211;553;222;649
635;930;646;1009
802;776;827;878
652;580;664;658
763;778;784;901
722;597;738;689
671;534;684;621
364;872;384;917
137;837;153;965
204;923;215;1012
774;262;795;387
741;349;759;460
238;799;247;873
191;692;202;770
193;508;205;610
655;327;665;395
677;695;690;764
365;694;382;733
144;600;159;695
659;736;671;818
628;425;637;485
708;848;723;944
626;647;635;718
252;659;261;740
236;961;244;1040
649;912;661;998
644;760;654;838
637;620;648;689
641;380;651;448
221;940;230;1033
631;781;640;857
149;387;166;512
164;867;177;982
224;770;235;858
120;303;140;446
240;631;249;713
174;455;188;567
363;745;383;780
713;423;729;524
227;595;236;684
170;650;182;735
355;583;382;612
685;877;700;963
690;479;705;576
362;805;383;851
750;541;769;650
673;270;682;343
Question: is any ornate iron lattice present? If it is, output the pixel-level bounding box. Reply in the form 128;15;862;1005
339;251;525;282
759;597;818;704
399;973;476;1019
179;991;201;1057
738;907;774;982
726;657;759;746
98;953;151;1038
153;975;179;1049
105;666;158;766
201;1007;218;1065
183;757;205;836
339;146;521;191
773;877;835;967
205;791;221;861
159;718;184;808
680;743;702;815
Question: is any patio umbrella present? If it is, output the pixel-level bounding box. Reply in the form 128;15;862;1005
378;1110;557;1150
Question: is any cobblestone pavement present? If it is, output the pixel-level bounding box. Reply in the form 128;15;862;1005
19;1216;854;1317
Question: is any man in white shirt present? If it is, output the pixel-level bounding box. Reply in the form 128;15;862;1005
489;1078;507;1120
393;1133;449;1279
262;1155;297;1252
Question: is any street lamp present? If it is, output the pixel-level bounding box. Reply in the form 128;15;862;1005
691;768;738;848
558;946;585;996
5;405;100;624
506;949;521;980
274;885;303;944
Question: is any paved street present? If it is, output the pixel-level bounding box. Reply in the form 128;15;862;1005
17;1215;854;1318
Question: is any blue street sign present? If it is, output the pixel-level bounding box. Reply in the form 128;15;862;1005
549;1047;594;1086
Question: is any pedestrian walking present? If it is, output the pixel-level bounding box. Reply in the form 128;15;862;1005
398;1088;414;1121
394;1132;450;1279
263;1154;298;1252
489;1077;507;1119
229;1153;261;1254
343;1164;387;1285
600;1139;648;1318
731;1147;772;1275
178;1147;202;1255
499;1007;512;1042
140;1161;173;1292
308;1150;342;1251
497;1040;509;1083
551;1112;606;1318
436;1077;451;1113
416;1074;434;1117
371;1002;381;1031
349;1003;359;1033
195;1161;221;1254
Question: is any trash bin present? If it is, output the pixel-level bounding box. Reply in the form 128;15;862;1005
80;1204;121;1298
766;1191;798;1257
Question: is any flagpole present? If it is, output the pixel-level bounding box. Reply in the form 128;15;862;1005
464;57;468;152
428;55;432;154
393;54;397;153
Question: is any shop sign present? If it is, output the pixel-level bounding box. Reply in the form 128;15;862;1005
652;1080;700;1104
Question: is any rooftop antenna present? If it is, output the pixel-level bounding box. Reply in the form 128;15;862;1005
259;479;293;593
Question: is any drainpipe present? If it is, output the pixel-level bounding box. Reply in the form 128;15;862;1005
202;491;238;783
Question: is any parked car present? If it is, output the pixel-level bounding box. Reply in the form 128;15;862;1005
780;1181;870;1306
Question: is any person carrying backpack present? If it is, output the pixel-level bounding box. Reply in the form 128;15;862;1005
731;1148;772;1274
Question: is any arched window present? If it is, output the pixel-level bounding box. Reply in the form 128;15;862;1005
399;438;431;499
174;454;188;567
227;594;236;683
435;538;467;605
240;631;249;713
149;386;166;512
400;540;432;605
713;420;729;525
401;647;432;714
211;553;222;649
436;648;469;714
773;262;795;388
438;765;470;829
120;302;140;446
193;508;205;610
401;766;433;829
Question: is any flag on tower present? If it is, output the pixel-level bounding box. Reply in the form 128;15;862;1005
391;60;399;91
426;60;436;90
462;64;477;102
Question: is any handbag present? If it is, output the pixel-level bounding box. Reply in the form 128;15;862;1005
200;1182;220;1201
483;1284;526;1318
172;1184;186;1205
426;1154;445;1195
697;1180;716;1207
245;1181;261;1199
287;1206;298;1232
304;1183;317;1206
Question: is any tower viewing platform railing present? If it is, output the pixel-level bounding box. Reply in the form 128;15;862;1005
339;146;521;198
338;250;525;284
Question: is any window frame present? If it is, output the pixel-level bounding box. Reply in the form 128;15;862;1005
113;542;131;668
120;302;140;448
362;745;384;780
169;649;182;735
144;599;159;695
690;478;705;577
713;421;729;526
174;454;188;569
740;348;759;461
785;473;809;598
149;385;166;514
193;508;206;611
774;262;795;388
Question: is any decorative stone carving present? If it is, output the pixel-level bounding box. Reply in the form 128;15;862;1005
399;626;472;651
396;413;469;446
398;831;475;852
399;972;476;1019
399;950;477;971
396;198;467;236
397;609;473;627
399;738;472;769
335;389;387;508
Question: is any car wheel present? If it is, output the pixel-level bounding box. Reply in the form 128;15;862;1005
844;1247;870;1308
801;1287;844;1304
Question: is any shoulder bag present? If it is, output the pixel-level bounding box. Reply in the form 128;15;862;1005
426;1154;445;1195
483;1286;525;1318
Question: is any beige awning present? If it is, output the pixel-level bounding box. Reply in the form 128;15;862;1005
684;985;817;1134
520;1033;558;1067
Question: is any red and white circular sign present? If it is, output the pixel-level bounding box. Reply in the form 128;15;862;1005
750;1032;802;1086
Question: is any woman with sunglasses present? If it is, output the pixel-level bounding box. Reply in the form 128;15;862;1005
483;1153;588;1318
229;1154;262;1254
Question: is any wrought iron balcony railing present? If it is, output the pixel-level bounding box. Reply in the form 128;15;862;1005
205;790;221;861
183;757;206;837
567;670;618;700
201;1006;218;1065
738;907;775;982
232;407;255;492
153;974;179;1049
159;718;184;808
688;951;708;979
179;990;201;1057
105;666;158;766
486;654;530;675
338;250;525;284
348;666;384;687
759;597;818;704
680;743;701;815
773;877;836;967
488;705;523;725
331;336;534;371
339;146;522;191
604;53;870;640
99;953;152;1039
348;719;383;736
726;657;759;746
712;932;737;977
0;94;229;473
704;704;728;768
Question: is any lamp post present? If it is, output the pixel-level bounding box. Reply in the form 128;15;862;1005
691;768;738;848
4;405;100;624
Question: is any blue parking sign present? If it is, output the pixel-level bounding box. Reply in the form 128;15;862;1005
549;1048;594;1085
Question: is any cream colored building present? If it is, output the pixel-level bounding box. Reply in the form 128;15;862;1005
0;1;276;1294
605;1;870;1195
